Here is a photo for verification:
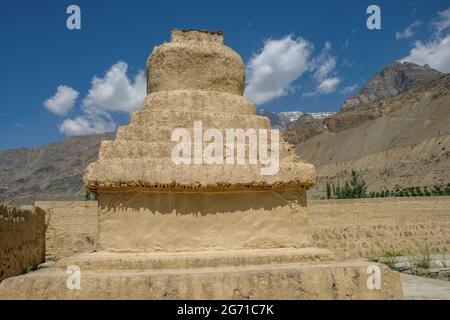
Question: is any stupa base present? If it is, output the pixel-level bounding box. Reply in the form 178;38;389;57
0;248;403;299
96;190;311;252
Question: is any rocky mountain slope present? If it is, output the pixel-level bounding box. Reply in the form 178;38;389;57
1;61;447;205
0;107;332;206
341;62;443;110
285;66;450;199
0;133;114;206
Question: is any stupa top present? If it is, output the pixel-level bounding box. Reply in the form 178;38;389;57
147;29;245;95
171;29;224;43
84;30;316;193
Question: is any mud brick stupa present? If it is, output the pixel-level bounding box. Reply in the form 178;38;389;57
0;30;403;299
84;29;316;252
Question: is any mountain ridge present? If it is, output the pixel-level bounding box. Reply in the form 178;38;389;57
341;61;443;111
289;71;450;198
0;133;114;206
1;61;448;205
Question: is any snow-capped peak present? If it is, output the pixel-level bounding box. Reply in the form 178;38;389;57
278;111;335;125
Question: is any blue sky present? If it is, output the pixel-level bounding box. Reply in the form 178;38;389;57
1;0;450;150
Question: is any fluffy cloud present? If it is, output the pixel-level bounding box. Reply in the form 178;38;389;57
317;77;341;94
304;42;341;96
43;85;79;116
245;35;313;105
58;61;146;136
82;61;146;113
432;8;450;34
59;112;116;136
401;8;450;72
395;21;421;40
401;33;450;73
312;42;335;80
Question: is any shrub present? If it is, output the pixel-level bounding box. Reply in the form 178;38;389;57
408;246;431;270
336;170;367;199
376;251;402;270
82;188;98;201
326;182;331;199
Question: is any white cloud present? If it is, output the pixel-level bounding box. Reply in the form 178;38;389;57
57;61;146;136
340;83;359;95
43;85;79;116
432;8;450;34
59;111;116;136
400;34;450;72
304;42;341;96
395;21;421;40
312;42;336;82
317;77;341;94
82;61;146;113
244;35;313;105
400;8;450;72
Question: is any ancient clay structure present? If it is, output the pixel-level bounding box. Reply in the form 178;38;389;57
0;30;404;299
83;29;316;252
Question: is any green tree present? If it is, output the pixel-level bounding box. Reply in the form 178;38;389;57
445;183;450;196
416;187;423;197
326;182;331;199
342;181;351;199
348;170;367;198
336;183;341;199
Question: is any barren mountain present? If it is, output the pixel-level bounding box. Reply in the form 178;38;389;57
281;62;442;146
287;71;450;199
341;62;443;110
1;62;448;205
0;133;114;206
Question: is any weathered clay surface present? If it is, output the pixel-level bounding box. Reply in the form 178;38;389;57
0;30;408;300
309;197;450;259
148;30;245;95
0;205;45;281
83;29;315;192
97;190;309;252
0;250;403;300
23;197;450;260
56;248;335;270
35;201;98;261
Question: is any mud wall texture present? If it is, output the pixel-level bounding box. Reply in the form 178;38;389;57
98;190;309;252
0;205;45;281
3;196;448;277
309;197;450;259
35;201;98;261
